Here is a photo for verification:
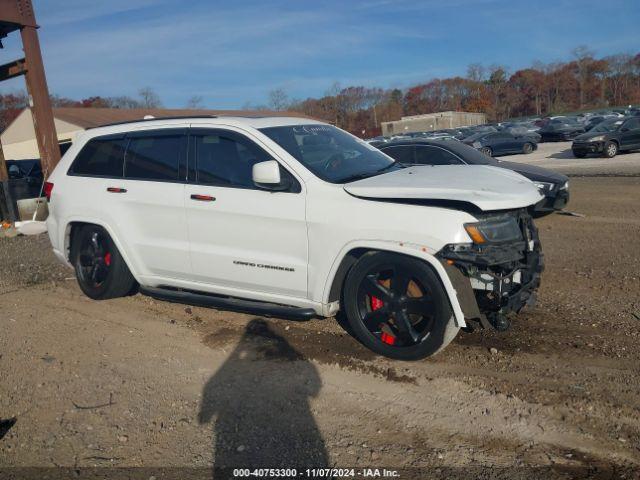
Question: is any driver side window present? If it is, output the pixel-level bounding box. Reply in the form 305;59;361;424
190;129;299;191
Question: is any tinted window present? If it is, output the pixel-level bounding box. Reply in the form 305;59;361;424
381;145;414;164
125;134;185;181
623;118;640;130
69;137;126;177
193;131;271;188
414;145;463;165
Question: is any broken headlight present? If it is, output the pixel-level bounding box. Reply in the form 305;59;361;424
464;215;523;244
534;181;554;193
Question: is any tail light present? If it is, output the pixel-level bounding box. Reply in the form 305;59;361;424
43;181;54;202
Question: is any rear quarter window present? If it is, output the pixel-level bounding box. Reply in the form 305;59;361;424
68;137;127;177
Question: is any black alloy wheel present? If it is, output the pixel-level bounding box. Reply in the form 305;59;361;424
343;252;458;360
72;225;137;300
77;229;112;289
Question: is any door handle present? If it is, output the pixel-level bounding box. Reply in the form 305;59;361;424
190;194;216;202
107;187;127;193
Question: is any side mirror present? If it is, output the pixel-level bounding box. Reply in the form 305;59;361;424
620;127;630;132
252;160;290;191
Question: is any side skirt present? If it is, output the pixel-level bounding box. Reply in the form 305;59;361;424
140;286;317;321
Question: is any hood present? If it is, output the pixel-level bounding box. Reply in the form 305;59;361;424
574;130;613;141
344;165;543;211
492;159;568;184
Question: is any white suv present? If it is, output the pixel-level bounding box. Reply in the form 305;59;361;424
45;116;544;360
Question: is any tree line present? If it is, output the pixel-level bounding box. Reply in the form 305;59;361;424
1;47;639;137
265;47;640;136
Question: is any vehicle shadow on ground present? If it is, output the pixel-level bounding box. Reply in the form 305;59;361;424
547;147;576;159
198;318;329;471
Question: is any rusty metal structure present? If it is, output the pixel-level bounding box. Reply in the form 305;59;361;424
0;0;58;222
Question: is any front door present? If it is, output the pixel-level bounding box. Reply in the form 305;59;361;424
619;118;640;149
184;128;308;299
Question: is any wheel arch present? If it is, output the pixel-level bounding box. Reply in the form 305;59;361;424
63;218;140;282
323;241;467;327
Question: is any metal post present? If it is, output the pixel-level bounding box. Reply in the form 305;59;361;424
21;23;60;175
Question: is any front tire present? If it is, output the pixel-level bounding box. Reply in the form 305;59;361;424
603;141;618;158
71;225;137;300
480;146;493;157
522;142;534;154
342;252;459;360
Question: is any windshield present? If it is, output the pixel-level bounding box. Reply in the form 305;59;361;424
591;119;624;133
260;124;400;183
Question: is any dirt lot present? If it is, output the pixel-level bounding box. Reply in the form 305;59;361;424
1;175;640;478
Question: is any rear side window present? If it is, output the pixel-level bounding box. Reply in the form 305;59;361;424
414;145;463;165
69;137;126;177
125;134;186;181
381;145;414;164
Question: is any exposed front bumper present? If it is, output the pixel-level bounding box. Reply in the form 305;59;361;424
437;211;543;330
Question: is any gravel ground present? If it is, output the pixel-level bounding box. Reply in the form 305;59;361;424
1;173;639;478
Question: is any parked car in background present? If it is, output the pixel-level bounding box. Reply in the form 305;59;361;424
6;159;45;200
503;126;542;143
377;139;569;216
462;131;538;156
538;118;585;142
572;116;640;158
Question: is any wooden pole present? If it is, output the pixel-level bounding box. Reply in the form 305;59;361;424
21;23;60;175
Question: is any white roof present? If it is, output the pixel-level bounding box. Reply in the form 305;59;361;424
82;116;327;139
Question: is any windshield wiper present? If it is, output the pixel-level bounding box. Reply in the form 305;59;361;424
376;161;402;173
339;162;401;184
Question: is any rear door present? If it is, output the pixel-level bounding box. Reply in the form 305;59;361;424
184;127;308;299
100;128;191;280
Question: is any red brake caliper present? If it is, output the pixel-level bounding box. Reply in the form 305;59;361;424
370;293;396;345
104;252;112;267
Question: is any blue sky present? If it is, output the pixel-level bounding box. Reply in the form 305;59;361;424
0;0;639;108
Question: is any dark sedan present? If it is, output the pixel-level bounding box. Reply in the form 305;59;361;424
572;116;640;158
377;139;569;216
462;131;538;157
538;119;585;141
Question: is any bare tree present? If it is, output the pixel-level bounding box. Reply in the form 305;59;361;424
138;87;163;108
267;88;290;111
572;45;595;108
186;95;204;109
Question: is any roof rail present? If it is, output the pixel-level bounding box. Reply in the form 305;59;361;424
87;115;218;129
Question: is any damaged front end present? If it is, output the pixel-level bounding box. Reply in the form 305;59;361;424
437;209;544;331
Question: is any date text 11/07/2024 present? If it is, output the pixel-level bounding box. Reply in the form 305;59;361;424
231;468;401;478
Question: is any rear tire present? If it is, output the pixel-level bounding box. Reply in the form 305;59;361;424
342;252;459;360
603;141;618;158
71;225;137;300
522;142;534;154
